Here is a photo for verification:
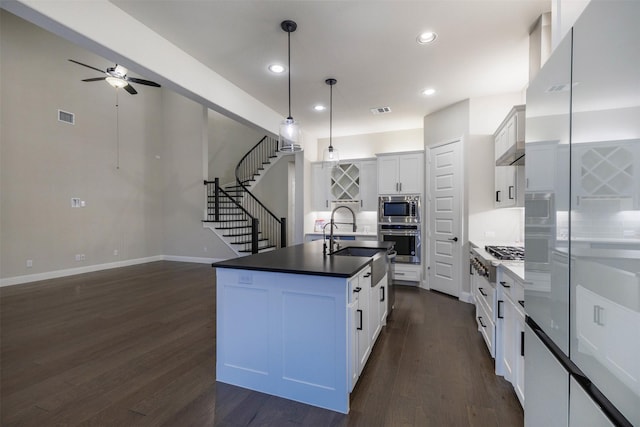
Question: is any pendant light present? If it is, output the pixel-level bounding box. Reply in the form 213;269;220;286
278;20;303;152
323;78;339;167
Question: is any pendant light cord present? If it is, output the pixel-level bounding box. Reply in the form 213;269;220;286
329;83;333;149
287;29;292;120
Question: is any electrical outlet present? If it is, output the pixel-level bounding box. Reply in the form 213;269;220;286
203;247;208;252
113;249;119;256
26;259;33;268
71;198;81;208
75;254;82;261
80;254;86;261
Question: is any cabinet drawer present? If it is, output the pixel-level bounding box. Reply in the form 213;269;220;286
393;264;421;282
475;282;495;318
476;299;496;357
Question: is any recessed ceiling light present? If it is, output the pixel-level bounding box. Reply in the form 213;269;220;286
268;64;285;73
417;31;437;44
313;104;326;111
422;88;436;96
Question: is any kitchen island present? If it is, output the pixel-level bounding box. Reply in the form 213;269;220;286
212;240;393;414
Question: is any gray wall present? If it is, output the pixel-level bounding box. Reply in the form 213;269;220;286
0;10;261;281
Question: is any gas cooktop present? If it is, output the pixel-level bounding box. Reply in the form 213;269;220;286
485;245;525;261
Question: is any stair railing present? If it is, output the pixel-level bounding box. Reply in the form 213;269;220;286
204;178;259;254
235;135;287;249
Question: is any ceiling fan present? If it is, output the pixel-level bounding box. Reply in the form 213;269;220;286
68;59;161;95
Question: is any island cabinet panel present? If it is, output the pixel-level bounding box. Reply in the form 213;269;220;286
216;268;351;414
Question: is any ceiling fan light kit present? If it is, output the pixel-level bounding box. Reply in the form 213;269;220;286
68;59;161;95
323;78;339;167
278;20;303;153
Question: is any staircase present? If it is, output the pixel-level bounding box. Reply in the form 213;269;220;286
204;136;287;255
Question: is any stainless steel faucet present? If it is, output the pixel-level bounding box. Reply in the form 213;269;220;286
325;205;357;255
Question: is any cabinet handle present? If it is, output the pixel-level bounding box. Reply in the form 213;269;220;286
593;305;605;326
478;316;487;328
357;309;363;330
326;200;329;208
353;287;362;293
361;200;363;207
470;263;474;275
395;272;405;276
500;281;510;288
399;182;402;192
479;287;487;297
497;300;504;319
508;185;514;200
396;183;399;192
381;286;385;302
363;272;371;278
496;190;501;202
521;331;525;356
526;178;529;189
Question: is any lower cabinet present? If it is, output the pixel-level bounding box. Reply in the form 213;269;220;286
495;266;526;407
393;263;422;283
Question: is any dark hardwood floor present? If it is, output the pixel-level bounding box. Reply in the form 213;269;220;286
1;261;523;426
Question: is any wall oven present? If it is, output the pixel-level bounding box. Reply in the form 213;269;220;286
378;224;420;264
378;196;420;223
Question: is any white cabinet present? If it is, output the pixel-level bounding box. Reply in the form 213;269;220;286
392;263;422;283
377;151;424;195
368;273;388;346
494;105;525;165
496;266;526;407
311;159;378;211
495;165;524;208
359;159;378;211
311;162;331;211
473;273;496;358
349;265;371;389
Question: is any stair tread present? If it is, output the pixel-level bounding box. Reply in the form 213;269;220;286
239;245;276;253
230;238;268;245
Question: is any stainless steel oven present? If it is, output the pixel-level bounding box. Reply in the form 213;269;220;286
378;196;420;224
378;224;420;264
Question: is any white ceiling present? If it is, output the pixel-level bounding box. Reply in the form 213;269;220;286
110;0;550;140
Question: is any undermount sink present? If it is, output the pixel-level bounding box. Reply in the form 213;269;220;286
332;247;384;258
332;247;388;285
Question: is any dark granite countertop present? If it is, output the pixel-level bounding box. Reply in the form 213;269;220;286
212;240;394;278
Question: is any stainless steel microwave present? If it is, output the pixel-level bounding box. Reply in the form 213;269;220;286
378;196;421;224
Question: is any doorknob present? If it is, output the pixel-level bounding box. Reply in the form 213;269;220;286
449;237;458;242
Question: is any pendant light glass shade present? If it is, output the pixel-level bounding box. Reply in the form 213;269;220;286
279;117;302;152
278;20;303;152
323;78;339;167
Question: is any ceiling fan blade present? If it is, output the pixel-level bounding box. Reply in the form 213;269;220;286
127;77;161;87
123;84;138;95
82;77;107;82
68;59;105;74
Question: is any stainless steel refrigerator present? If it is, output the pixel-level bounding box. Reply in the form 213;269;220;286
524;1;639;426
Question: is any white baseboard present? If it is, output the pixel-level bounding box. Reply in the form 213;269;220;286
459;291;474;304
0;255;226;287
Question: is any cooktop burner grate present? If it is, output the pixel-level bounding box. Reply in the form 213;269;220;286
485;245;525;261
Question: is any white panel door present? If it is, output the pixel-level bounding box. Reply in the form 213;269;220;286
429;140;461;297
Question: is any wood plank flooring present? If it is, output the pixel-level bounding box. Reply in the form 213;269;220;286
1;261;523;426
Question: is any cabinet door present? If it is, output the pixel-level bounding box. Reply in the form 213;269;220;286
502;297;516;382
514;313;525;406
369;280;381;344
359;160;378;211
525;142;557;191
398;153;423;194
311;163;330;211
378;156;399;194
495;128;507;161
356;269;372;374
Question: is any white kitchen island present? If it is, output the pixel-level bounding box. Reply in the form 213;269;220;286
213;240;392;414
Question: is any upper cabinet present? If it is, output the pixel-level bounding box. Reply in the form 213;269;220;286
495;105;526;166
494;107;525;208
377;151;424;195
311;159;378;211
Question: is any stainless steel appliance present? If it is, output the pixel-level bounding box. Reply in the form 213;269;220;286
524;3;639;425
378;195;420;223
378;224;420;264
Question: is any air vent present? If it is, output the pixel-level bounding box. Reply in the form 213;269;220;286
370;106;391;115
58;109;75;124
